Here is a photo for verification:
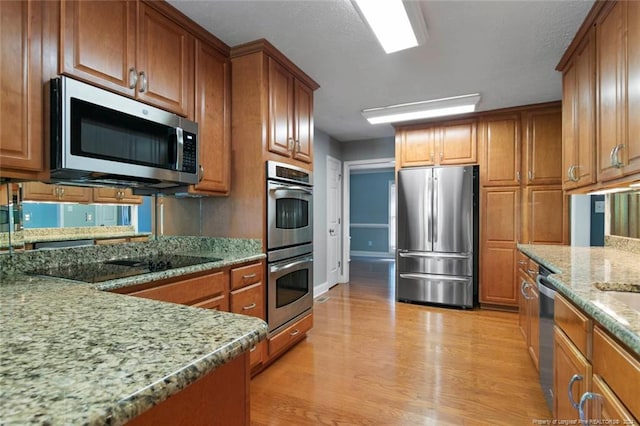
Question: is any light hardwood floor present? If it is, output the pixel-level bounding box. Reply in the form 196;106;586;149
251;258;551;425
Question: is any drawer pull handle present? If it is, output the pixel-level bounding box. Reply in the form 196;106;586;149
242;303;257;311
242;273;257;279
578;392;601;423
249;346;257;352
568;374;583;409
289;329;300;337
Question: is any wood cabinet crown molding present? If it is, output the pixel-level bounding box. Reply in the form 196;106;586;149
231;38;320;90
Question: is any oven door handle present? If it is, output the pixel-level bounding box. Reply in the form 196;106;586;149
271;257;313;273
269;185;313;195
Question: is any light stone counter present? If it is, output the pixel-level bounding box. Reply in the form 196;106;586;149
518;244;640;355
0;237;268;425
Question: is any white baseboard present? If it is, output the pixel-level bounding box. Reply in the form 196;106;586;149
350;250;394;259
314;281;329;298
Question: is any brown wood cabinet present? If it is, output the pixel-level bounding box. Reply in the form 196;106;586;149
479;187;520;307
268;312;313;357
60;0;194;118
267;57;315;164
23;181;92;203
128;351;250;426
524;107;562;185
552;293;639;424
479;114;521;186
521;186;565;245
130;271;228;306
92;188;142;204
517;254;540;369
395;119;477;168
560;29;596;190
188;39;231;195
0;0;47;179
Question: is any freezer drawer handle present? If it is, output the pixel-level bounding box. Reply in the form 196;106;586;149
399;273;470;282
398;252;471;259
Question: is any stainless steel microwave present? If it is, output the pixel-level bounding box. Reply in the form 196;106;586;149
48;76;199;191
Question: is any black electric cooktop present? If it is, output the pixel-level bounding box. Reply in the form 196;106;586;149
33;254;222;283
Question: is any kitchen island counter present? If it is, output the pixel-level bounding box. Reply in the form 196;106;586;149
0;237;267;425
518;244;640;356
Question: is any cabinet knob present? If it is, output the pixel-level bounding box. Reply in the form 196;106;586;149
138;71;147;93
295;140;301;153
516;171;521;183
242;302;257;311
610;144;624;168
439;152;443;161
287;138;294;152
528;170;533;181
128;68;138;89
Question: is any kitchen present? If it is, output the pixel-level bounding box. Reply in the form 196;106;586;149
2;0;633;423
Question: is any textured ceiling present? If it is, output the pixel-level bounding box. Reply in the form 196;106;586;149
168;0;594;142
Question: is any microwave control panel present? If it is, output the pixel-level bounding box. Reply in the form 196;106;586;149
182;132;197;173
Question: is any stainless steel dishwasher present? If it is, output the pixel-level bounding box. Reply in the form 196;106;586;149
537;264;556;412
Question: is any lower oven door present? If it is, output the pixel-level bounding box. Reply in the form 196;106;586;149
268;253;314;333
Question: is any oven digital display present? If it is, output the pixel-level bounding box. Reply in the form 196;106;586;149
276;166;310;183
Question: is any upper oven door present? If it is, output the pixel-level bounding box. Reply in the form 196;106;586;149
267;180;313;250
52;76;198;184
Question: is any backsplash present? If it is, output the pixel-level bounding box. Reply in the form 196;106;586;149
605;235;640;255
0;236;262;277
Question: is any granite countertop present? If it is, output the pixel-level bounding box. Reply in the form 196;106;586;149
518;244;640;355
0;237;268;425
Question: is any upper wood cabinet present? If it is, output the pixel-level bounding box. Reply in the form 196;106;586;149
188;39;231;195
561;29;596;190
395;119;477;168
92;188;142;205
60;0;194;118
267;57;314;164
479;114;521;186
23;182;92;203
0;0;47;179
524;107;562;185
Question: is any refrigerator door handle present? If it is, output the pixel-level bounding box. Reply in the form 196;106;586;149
426;173;432;245
433;174;438;243
398;251;471;259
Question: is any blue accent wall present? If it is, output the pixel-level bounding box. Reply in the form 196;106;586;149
350;171;394;253
23;203;59;228
138;196;152;232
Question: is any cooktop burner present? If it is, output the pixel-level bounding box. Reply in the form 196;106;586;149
33;254;222;283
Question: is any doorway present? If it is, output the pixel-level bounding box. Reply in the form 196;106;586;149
326;155;342;290
341;157;395;283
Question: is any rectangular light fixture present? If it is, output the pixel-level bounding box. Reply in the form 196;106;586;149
362;93;481;125
353;0;428;54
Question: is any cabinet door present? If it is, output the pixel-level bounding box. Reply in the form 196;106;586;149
398;127;436;167
625;0;640;176
0;0;44;174
589;375;636;424
60;0;136;96
230;282;265;320
528;283;540;370
268;57;294;158
517;270;529;341
23;182;91;203
479;115;521;186
596;2;626;182
522;186;565;245
575;32;596;187
191;40;230;194
553;327;591;421
293;79;313;163
137;3;194;118
438;120;477;165
92;188;142;204
562;63;578;189
524;107;562;185
480;187;520;306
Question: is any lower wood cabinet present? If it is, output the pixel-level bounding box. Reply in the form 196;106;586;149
553;325;591;419
23;182;92;203
517;252;540;369
268;312;313;357
129;270;228;306
127;351;249;426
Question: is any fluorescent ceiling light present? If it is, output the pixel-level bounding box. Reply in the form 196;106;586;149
353;0;427;54
362;93;481;125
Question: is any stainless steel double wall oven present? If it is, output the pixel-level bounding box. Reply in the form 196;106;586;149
266;161;314;334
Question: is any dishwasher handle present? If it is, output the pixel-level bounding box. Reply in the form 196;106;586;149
537;274;556;299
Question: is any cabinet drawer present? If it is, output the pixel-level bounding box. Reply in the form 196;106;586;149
590;374;636;423
249;341;266;370
130;272;228;305
517;251;529;274
230;262;263;290
193;294;229;312
555;293;592;357
269;313;313;356
592;326;640;420
230;282;265;319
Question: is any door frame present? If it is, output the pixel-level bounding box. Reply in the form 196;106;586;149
326;155;342;293
342;157;395;283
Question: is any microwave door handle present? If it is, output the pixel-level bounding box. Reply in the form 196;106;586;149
175;127;184;172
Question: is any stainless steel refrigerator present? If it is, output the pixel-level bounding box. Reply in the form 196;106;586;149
396;165;478;308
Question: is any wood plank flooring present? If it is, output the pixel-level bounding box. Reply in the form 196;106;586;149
251;258;551;425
